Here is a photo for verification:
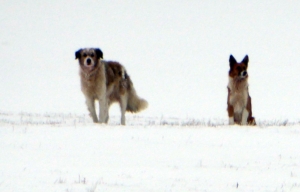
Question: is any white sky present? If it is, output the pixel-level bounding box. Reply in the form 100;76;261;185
0;1;299;120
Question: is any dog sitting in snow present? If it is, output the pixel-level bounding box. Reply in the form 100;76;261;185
75;48;148;125
227;55;256;125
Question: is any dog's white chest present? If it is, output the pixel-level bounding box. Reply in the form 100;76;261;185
230;90;248;113
228;77;248;113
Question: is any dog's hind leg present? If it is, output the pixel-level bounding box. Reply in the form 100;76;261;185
120;94;128;125
246;95;256;125
85;97;98;123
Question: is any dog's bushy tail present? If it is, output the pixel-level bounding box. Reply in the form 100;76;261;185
126;79;148;113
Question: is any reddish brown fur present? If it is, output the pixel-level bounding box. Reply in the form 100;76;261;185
246;94;255;125
227;87;234;117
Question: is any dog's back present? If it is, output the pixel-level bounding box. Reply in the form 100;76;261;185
104;61;148;113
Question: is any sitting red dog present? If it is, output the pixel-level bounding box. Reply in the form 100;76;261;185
227;55;256;125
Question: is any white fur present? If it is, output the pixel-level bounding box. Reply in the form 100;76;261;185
228;77;248;113
85;96;98;122
120;94;128;125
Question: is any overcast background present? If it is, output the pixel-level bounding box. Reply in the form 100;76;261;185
0;1;299;121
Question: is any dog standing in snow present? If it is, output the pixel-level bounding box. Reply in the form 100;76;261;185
227;55;256;125
75;48;148;125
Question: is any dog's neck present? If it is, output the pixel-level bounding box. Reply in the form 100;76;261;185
228;76;248;92
80;65;99;80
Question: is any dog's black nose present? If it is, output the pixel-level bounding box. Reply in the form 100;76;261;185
242;71;247;76
86;58;91;65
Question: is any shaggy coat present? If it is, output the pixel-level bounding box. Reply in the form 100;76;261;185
227;55;256;125
75;48;148;125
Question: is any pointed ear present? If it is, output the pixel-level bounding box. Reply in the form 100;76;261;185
229;55;237;68
242;55;249;66
75;49;82;60
95;48;103;59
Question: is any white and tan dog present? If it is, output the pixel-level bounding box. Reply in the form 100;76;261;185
75;48;148;125
227;55;256;125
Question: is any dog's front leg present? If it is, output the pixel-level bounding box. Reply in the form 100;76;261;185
241;108;249;125
228;105;234;125
99;98;108;123
85;97;98;123
227;87;234;125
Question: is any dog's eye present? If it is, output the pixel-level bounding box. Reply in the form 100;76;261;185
236;66;241;71
90;54;94;57
83;53;87;57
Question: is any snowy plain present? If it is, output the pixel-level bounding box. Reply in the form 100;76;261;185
0;112;300;191
1;0;300;191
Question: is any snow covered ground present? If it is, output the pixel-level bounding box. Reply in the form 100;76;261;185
0;112;300;191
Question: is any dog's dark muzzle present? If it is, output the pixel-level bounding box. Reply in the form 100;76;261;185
86;58;92;65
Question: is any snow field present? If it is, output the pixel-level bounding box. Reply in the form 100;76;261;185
0;113;300;191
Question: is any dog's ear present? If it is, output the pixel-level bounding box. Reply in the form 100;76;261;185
95;48;103;59
242;55;249;66
75;49;82;60
229;55;237;68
